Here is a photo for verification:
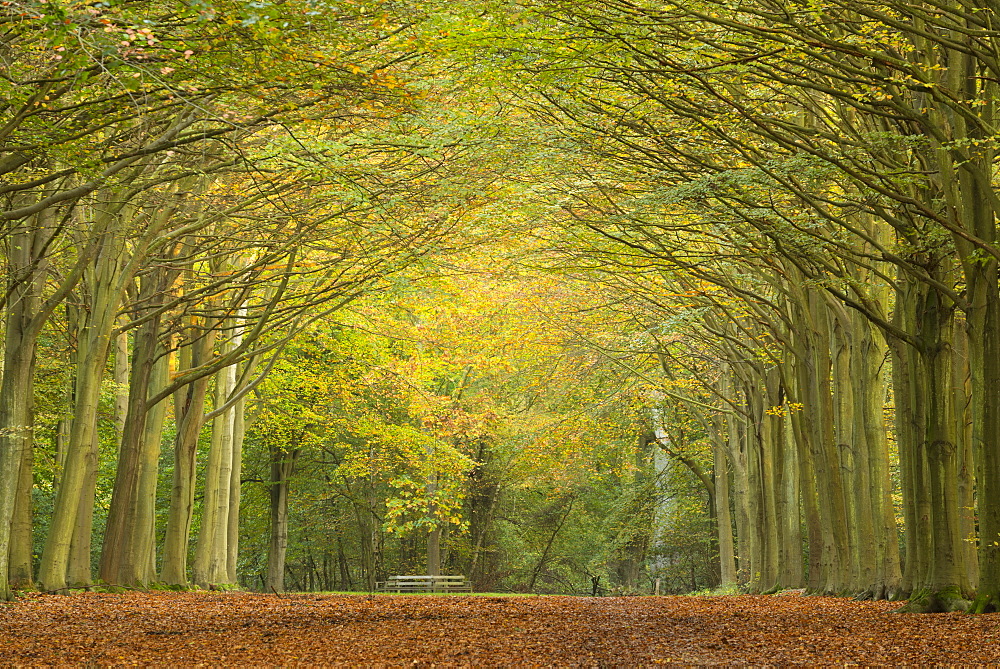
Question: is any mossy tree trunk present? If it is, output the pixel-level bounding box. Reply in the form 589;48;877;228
4;205;49;591
39;195;143;593
100;262;176;586
896;272;969;612
0;200;81;598
856;311;902;599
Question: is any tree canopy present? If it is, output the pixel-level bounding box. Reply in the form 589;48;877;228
2;0;1000;614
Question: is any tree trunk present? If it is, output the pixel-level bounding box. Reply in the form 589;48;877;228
114;328;129;444
100;268;171;586
968;261;1000;612
193;310;245;588
40;259;124;591
6;286;39;591
0;283;32;600
133;345;170;583
830;306;863;592
722;368;751;586
897;279;969;612
104;328;156;586
7;405;34;590
809;291;851;593
266;445;298;593
160;324;216;585
193;367;236;587
778;408;802;589
712;431;737;587
0;204;63;598
227;394;247;584
39;192;150;592
787;316;826;593
856;313;902;599
951;315;978;593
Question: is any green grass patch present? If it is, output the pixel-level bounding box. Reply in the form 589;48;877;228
295;590;540;597
685;583;744;597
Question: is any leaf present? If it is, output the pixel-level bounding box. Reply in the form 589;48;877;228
0;592;995;664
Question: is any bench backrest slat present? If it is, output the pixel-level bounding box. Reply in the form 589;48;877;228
377;574;472;592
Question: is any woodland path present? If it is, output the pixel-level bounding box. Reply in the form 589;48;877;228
0;591;997;665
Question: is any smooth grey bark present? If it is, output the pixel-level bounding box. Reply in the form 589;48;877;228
894;268;969;612
226;394;247;584
777;407;802;589
194;306;248;588
4;211;43;589
808;291;851;593
99;271;169;585
759;391;784;590
855;311;902;599
266;444;299;593
786;298;826;593
133;344;170;584
0;202;80;598
7;403;34;589
193;352;239;588
704;406;737;588
830;305;863;591
721;368;751;586
951;316;978;593
40;202;134;592
968;257;1000;611
114;328;129;445
426;466;441;578
712;432;737;587
160;323;217;585
41;182;173;592
920;286;967;605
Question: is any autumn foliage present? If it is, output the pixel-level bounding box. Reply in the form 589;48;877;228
0;591;997;665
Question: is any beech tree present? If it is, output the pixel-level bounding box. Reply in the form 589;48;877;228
10;0;1000;612
1;0;452;595
454;0;1000;611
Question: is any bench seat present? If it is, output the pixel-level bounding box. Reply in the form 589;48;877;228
375;575;472;593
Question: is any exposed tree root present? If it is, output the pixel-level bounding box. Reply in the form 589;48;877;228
888;588;909;602
968;593;998;614
893;588;971;613
858;584;906;602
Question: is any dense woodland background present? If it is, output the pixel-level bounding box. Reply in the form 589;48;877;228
3;0;1000;613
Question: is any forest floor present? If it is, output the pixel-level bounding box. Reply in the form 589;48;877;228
0;590;997;665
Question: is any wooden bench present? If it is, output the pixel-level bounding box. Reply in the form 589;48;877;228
375;575;472;593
